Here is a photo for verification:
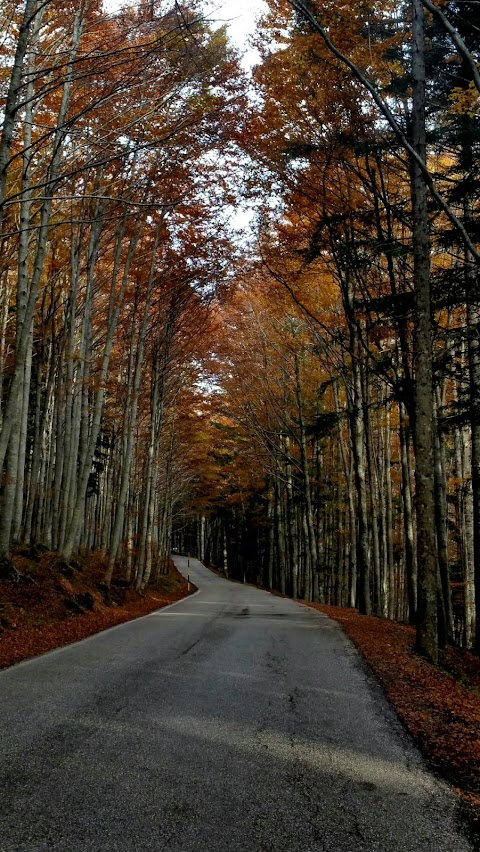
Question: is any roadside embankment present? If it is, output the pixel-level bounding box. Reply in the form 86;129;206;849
0;549;194;670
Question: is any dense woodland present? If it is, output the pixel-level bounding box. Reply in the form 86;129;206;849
0;0;479;664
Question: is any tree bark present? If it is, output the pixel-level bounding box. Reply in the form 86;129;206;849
411;0;438;663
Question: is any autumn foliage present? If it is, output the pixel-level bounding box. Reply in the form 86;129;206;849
0;0;480;828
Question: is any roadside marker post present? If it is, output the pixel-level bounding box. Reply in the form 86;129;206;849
187;553;190;591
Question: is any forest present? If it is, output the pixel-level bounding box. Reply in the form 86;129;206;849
0;0;479;668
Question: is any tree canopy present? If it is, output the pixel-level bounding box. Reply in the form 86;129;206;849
1;0;479;661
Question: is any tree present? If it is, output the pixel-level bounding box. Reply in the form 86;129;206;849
0;0;246;587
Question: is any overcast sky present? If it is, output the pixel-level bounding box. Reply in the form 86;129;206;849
104;1;268;68
204;0;267;66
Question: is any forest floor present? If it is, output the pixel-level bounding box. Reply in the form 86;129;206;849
0;546;195;670
306;603;480;843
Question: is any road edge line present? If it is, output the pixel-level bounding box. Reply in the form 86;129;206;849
0;588;202;674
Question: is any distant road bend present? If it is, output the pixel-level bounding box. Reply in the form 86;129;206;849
0;557;474;851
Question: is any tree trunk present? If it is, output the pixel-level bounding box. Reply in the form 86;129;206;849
411;0;438;663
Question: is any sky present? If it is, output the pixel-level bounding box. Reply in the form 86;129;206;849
101;0;269;233
203;0;267;67
204;2;268;233
104;0;268;68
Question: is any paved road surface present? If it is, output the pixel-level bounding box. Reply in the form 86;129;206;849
0;557;473;851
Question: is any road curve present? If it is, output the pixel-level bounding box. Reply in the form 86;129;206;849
0;557;473;851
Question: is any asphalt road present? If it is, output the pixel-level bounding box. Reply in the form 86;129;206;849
0;557;474;852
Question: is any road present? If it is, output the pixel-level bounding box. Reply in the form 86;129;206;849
0;557;473;851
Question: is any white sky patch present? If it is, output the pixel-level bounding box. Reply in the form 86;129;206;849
203;0;267;69
103;1;267;69
100;0;267;239
209;0;266;46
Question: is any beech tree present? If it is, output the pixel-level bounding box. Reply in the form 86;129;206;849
239;0;479;659
175;0;479;660
2;0;479;663
0;0;245;584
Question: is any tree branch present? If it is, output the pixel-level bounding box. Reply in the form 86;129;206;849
287;0;480;262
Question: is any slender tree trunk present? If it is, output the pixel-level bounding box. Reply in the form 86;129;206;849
347;345;370;614
363;369;381;614
433;391;453;646
0;0;39;219
267;483;274;590
335;384;356;607
284;436;298;599
275;476;286;595
399;403;417;622
384;406;395;619
61;219;142;562
412;0;438;662
294;355;316;601
105;230;160;584
0;8;84;480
